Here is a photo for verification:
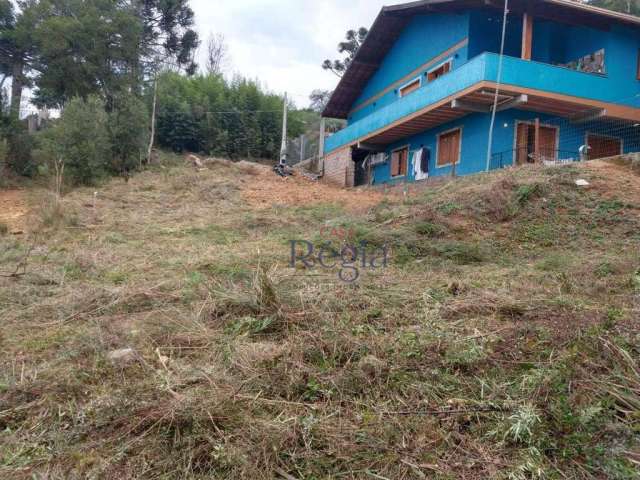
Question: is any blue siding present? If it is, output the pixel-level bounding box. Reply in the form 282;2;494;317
325;53;640;154
375;114;490;184
326;9;640;185
349;13;470;123
468;9;523;59
370;110;640;185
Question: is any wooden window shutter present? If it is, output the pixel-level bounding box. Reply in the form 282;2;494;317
391;151;400;176
438;129;460;166
400;149;408;175
437;134;448;166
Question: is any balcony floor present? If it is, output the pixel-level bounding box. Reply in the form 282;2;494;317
365;82;637;146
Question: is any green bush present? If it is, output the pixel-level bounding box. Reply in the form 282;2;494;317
108;93;149;174
4;120;35;176
37;95;110;185
0;137;7;186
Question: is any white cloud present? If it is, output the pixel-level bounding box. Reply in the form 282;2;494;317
191;0;388;108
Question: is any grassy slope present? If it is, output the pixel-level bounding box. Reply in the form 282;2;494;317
0;156;639;479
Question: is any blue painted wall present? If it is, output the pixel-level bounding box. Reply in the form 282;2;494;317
325;52;640;154
373;113;490;184
468;9;523;59
370;109;640;185
326;8;640;184
340;9;640;130
348;13;470;124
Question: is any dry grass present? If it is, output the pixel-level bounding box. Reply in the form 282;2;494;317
0;155;639;479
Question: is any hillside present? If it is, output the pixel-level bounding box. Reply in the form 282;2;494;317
1;156;639;479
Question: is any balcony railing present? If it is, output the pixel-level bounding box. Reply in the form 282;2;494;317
325;52;632;155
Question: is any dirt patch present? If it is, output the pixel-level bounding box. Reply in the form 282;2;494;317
584;160;640;204
0;189;29;233
241;169;386;211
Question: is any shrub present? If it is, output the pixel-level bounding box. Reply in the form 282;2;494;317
0;137;7;187
4;120;35;176
515;183;544;206
414;221;445;237
108;93;149;175
37;96;110;186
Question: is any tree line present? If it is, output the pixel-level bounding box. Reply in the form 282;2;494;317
0;0;303;187
154;72;304;160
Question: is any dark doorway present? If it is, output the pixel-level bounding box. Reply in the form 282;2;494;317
516;122;558;164
352;148;371;187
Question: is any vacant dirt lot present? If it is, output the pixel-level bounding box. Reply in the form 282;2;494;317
0;158;638;479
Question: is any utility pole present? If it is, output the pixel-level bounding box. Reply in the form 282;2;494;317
146;67;159;164
280;93;288;166
300;134;305;162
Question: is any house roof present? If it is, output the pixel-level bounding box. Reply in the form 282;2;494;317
322;0;640;119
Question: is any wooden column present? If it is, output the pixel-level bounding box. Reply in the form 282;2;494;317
522;12;533;60
534;118;540;162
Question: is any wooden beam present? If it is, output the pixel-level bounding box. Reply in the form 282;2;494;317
357;142;385;152
496;94;529;112
534;117;540;162
522;12;533;60
452;94;528;113
570;109;606;124
451;99;492;113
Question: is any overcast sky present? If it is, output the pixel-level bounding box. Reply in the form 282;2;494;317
191;0;392;108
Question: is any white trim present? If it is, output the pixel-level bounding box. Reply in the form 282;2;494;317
427;58;453;81
398;77;422;98
390;144;410;177
436;127;463;168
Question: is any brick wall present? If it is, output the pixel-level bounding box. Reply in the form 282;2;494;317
322;147;354;188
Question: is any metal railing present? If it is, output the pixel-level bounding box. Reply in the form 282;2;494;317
490;147;581;170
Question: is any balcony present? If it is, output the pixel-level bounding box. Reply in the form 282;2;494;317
324;52;640;154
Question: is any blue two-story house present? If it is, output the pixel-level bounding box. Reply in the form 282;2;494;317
320;0;640;187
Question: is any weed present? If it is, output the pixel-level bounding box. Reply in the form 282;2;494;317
536;252;572;272
597;199;625;213
517;223;557;247
227;316;275;336
505;404;542;445
414;221;445;237
434;241;485;264
0;222;8;236
437;202;461;215
444;339;488;368
514;183;544;206
39;198;79;228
